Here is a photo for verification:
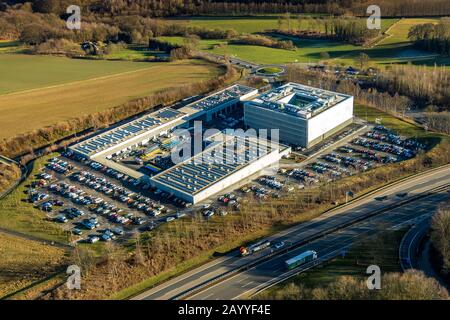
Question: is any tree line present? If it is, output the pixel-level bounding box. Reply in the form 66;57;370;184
431;205;450;283
229;34;295;50
273;15;380;45
375;64;450;110
0;6;238;45
5;0;449;18
0;162;21;196
256;271;449;300
408;18;450;55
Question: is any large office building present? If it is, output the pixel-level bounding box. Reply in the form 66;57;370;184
244;83;354;148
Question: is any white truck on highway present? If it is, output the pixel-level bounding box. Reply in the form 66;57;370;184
240;240;271;256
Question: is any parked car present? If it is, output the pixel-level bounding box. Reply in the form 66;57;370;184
72;228;83;235
87;236;100;244
55;215;68;223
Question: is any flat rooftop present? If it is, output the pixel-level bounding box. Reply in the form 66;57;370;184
248;83;351;119
151;135;278;196
72;108;185;157
186;84;256;112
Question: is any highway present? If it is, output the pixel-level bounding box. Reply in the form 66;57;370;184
133;165;450;300
189;188;448;299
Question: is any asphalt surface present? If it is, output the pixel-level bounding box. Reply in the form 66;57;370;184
133;165;450;300
399;218;431;270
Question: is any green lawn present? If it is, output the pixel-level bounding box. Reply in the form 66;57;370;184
0;154;69;244
0;54;156;94
355;104;445;141
159;36;360;64
104;45;161;60
258;66;284;74
167;16;396;35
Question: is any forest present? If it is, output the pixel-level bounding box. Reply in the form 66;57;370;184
408;19;450;55
1;0;450;17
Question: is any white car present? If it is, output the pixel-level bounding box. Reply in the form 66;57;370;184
274;241;285;249
88;236;100;244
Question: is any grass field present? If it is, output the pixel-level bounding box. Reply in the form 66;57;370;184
0;154;69;243
160;17;450;68
0;56;221;139
104;45;162;60
167;16;396;35
355;104;446;144
0;54;157;94
0;232;68;298
378;18;441;46
159;36;360;64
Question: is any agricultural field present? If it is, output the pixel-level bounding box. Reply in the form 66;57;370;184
0;232;68;298
0;55;221;139
0;54;155;94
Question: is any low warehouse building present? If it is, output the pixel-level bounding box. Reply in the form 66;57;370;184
151;135;290;204
244;83;354;148
70;108;188;159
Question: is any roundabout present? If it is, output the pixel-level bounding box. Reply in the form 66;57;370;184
256;66;286;77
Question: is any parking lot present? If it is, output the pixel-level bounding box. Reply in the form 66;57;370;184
25;120;425;245
27;153;196;244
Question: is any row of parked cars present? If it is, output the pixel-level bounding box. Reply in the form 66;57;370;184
201;203;228;218
63;151;193;209
217;193;241;209
287;169;318;186
351;138;415;159
372;126;425;150
47;158;73;174
258;176;283;190
71;170;173;219
323;153;371;172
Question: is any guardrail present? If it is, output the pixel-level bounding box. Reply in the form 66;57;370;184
174;183;450;300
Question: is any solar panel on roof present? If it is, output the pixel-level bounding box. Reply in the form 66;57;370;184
158;109;180;119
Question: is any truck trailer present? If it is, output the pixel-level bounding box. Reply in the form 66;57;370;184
285;250;318;270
